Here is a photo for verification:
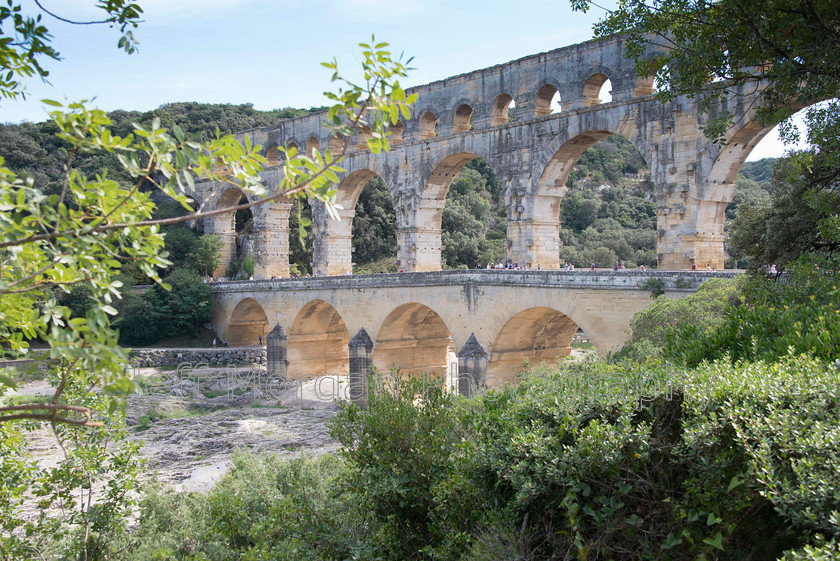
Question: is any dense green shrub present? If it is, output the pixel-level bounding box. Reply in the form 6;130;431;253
615;277;740;361
666;258;840;366
120;357;840;560
122;451;374;561
329;373;466;559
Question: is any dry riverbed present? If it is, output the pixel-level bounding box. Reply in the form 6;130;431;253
16;365;347;494
15;348;595;494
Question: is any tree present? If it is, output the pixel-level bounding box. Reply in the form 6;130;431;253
186;234;224;277
151;268;212;337
727;158;840;268
0;7;417;552
0;2;142;102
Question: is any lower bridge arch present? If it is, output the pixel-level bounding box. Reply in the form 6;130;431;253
287;300;349;379
488;306;580;385
373;303;455;380
227;298;269;346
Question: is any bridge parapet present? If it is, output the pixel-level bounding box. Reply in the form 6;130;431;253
210;269;737;294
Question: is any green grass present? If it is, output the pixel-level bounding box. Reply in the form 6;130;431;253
571;341;596;350
1;393;54;408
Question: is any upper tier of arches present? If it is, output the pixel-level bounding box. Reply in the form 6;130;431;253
242;34;661;164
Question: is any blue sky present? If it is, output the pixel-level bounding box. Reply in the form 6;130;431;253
3;0;803;160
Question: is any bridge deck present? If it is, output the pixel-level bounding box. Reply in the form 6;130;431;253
210;269;739;293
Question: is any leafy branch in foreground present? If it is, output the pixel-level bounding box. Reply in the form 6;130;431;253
0;1;143;101
0;40;415;427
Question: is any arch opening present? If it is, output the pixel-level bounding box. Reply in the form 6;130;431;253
209;187;254;278
373;303;454;379
561;134;655;269
329;133;346;155
582;73;612;106
289;196;312;276
389;121;404;144
352;175;397;274
354;127;372;151
535;84;561;116
710;106;815;269
227;298;268;346
488;307;580;385
453;104;473;133
305;137;320;157
491;93;514;126
536;132;655;269
442;157;508;269
419;111;438;140
265;145;280;167
288;300;349;379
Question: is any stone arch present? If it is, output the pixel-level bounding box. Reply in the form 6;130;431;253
329;133;346;155
287;141;299;154
373;303;454;379
227;298;269;346
488;307;579;385
534;83;561;117
419;111;438;140
389;121;404;144
312;168;397;276
689;105;794;270
305;137;320;157
582;72;611;106
265;145;281;167
453;104;473;133
204;186;254;276
288;299;350;379
491;93;515;126
405;152;479;271
706;117;779;186
535;123;651;223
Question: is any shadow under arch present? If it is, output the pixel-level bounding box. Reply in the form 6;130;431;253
287;299;349;379
373;303;454;380
488;306;580;386
227;298;269;346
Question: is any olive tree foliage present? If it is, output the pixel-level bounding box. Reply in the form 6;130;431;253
0;34;417;430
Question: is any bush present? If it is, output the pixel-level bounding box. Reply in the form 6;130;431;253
329;372;466;559
616;277;740;360
666;258;840;366
121;356;840;560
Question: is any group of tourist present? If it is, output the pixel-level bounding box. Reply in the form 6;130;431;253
689;262;718;272
485;262;537;270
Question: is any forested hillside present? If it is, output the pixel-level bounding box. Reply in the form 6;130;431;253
0;104;775;273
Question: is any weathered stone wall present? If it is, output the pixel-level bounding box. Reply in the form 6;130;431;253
209;270;735;375
130;348;267;368
190;33;772;276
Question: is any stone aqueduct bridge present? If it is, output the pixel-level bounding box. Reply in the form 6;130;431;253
193;34;772;278
212;270;733;384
